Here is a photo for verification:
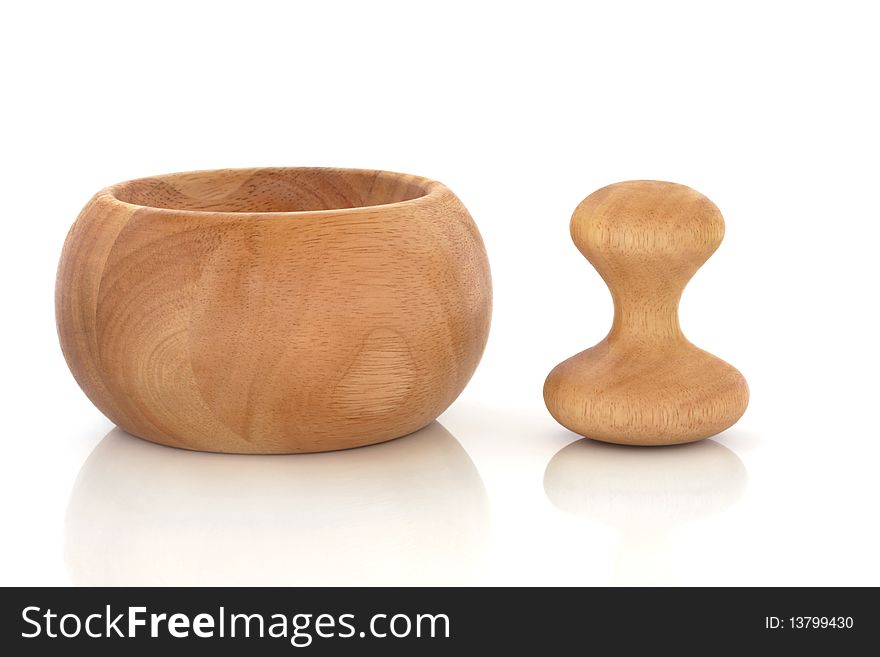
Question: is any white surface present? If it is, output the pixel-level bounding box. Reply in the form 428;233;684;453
1;0;878;586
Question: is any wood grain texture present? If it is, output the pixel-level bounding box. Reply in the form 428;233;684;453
543;181;748;445
57;168;492;453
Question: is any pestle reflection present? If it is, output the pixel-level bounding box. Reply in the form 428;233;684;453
544;438;747;585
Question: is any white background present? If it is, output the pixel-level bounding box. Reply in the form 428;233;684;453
1;0;878;586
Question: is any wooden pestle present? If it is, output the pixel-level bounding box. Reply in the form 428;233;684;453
544;181;749;445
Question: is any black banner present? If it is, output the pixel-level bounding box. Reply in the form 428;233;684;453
0;587;869;654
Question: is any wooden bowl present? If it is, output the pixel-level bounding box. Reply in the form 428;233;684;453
56;168;492;453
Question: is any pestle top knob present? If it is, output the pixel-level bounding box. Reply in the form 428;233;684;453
544;180;748;446
572;180;724;268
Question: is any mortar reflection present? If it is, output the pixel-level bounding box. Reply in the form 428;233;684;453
66;423;488;585
544;438;747;585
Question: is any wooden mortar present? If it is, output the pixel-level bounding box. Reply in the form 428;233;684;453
57;167;492;453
